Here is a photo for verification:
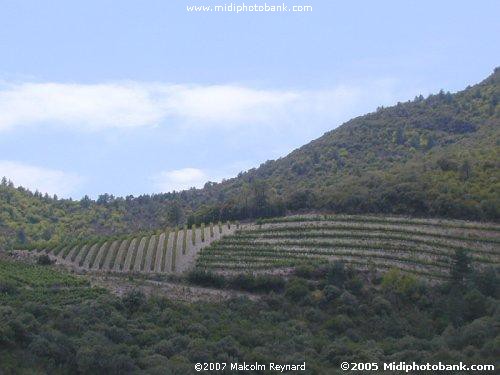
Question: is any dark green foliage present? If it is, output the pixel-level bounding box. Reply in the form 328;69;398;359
284;278;310;301
0;258;498;373
451;249;472;286
191;224;196;245
187;269;225;288
186;69;500;223
122;290;147;313
228;274;285;293
0;280;18;295
36;254;52;266
186;270;285;293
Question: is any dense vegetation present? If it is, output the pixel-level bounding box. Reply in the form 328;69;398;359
0;254;498;374
189;68;500;223
1;69;499;250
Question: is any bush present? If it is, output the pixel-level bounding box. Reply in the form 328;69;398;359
372;296;392;314
323;285;342;302
0;281;18;296
325;262;348;286
37;254;53;265
294;264;315;278
285;278;309;301
381;269;418;297
228;274;285;293
464;289;487;321
473;267;498;298
187;270;225;288
325;314;354;334
122;290;146;313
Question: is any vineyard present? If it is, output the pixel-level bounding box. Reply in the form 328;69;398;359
18;222;237;274
195;215;500;279
14;215;500;279
0;259;88;288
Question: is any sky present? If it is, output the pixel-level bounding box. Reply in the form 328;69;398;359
0;0;499;199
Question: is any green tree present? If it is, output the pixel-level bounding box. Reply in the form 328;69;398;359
451;249;472;286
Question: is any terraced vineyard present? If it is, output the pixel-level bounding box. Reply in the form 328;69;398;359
196;215;500;279
15;215;500;279
19;222;237;274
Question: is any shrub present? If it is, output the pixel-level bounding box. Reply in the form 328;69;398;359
229;274;285;293
339;291;358;307
191;224;196;245
323;285;342;302
0;281;18;295
473;267;498;298
294;264;315;278
464;289;487;321
122;290;146;313
187;270;225;288
37;254;53;266
381;269;418;297
285;278;309;301
372;296;392;314
325;314;354;334
324;262;348;286
182;225;188;253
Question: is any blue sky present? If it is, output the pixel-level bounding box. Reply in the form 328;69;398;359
0;0;499;198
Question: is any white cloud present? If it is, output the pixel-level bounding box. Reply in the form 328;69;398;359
0;80;408;132
164;85;300;124
0;82;167;131
152;167;208;193
0;160;83;197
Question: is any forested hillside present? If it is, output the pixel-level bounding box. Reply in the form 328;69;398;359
0;256;498;373
1;69;499;249
0;181;187;249
191;67;500;222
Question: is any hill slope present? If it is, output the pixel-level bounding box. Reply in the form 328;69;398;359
190;68;499;222
1;69;499;248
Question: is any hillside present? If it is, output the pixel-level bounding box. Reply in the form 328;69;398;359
190;67;500;222
1;254;498;373
1;68;499;249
